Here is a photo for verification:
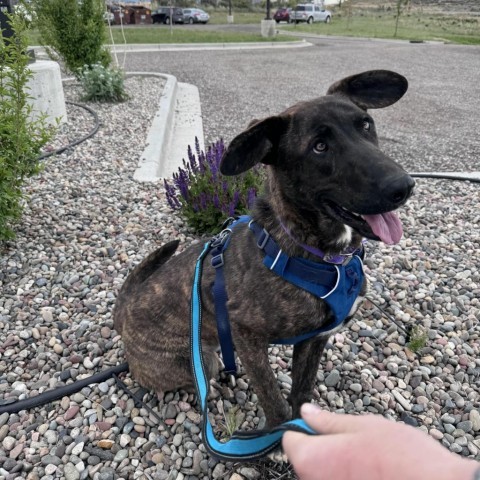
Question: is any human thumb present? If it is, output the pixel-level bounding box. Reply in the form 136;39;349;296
300;403;369;434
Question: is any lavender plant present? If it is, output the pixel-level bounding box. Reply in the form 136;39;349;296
164;138;262;234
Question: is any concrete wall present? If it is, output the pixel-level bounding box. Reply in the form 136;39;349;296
26;60;67;125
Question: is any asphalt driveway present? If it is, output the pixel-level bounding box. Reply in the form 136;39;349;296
124;34;480;172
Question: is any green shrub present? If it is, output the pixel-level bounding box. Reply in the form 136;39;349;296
14;1;36;28
78;64;129;103
0;14;56;241
32;0;111;74
164;138;263;234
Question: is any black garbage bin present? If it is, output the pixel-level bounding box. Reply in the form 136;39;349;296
0;0;16;42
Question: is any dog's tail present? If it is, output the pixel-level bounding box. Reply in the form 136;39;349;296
122;240;180;293
113;240;179;332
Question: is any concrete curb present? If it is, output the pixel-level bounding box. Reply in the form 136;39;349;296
276;29;446;45
128;72;205;182
61;72;202;183
30;41;311;57
160;81;204;179
128;72;179;183
109;40;311;52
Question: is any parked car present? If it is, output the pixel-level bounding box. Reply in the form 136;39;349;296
273;7;292;23
152;7;184;24
290;4;332;24
182;8;210;24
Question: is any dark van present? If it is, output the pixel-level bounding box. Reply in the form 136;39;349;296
152;6;184;24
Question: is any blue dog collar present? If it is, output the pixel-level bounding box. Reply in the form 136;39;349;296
248;218;365;336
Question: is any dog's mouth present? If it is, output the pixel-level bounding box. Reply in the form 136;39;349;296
324;202;403;245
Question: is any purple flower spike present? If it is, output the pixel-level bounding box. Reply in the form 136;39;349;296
233;190;240;203
246;187;257;209
164;138;262;234
195;137;201;157
199;192;207;210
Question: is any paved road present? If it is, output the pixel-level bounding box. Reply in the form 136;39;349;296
123;31;480;172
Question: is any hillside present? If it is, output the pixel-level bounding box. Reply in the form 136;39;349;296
346;0;480;14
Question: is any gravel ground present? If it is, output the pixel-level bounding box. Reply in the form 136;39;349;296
1;40;480;480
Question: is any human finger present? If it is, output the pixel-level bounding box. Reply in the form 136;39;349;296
282;430;307;455
300;403;379;434
283;429;354;480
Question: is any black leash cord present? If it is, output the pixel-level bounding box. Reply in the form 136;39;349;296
0;363;128;414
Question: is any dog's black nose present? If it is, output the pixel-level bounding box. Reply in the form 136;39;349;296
383;175;415;205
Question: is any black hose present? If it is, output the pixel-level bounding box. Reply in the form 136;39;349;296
42;107;478;186
411;173;480;183
0;363;129;414
38;101;100;161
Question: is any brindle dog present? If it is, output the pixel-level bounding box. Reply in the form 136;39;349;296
114;70;415;427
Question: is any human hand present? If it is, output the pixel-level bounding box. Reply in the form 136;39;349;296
282;403;478;480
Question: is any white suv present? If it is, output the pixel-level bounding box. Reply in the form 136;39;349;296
291;4;332;24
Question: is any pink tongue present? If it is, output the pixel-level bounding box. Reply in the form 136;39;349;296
362;211;403;245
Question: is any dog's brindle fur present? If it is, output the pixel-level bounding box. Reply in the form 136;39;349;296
114;70;415;427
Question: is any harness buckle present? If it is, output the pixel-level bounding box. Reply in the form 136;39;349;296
220;217;236;230
323;253;353;266
211;253;225;269
211;229;232;249
257;229;270;250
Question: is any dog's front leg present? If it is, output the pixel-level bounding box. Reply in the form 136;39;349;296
235;336;291;427
289;335;329;418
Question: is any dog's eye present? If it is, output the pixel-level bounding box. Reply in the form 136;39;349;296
313;142;328;154
362;119;371;131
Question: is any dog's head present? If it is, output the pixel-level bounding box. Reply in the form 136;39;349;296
220;70;415;246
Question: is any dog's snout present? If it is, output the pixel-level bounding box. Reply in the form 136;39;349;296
382;175;415;206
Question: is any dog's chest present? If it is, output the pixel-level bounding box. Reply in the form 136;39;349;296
217;225;366;344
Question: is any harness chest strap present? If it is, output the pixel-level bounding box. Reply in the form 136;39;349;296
211;216;365;373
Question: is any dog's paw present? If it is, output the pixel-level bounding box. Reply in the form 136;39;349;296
289;394;315;419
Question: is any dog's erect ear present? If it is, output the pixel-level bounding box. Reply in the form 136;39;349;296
326;70;408;110
220;116;286;176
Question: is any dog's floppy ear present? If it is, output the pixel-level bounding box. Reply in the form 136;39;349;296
220;116;286;176
326;70;408;110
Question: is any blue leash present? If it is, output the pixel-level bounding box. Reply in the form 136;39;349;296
190;242;317;461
